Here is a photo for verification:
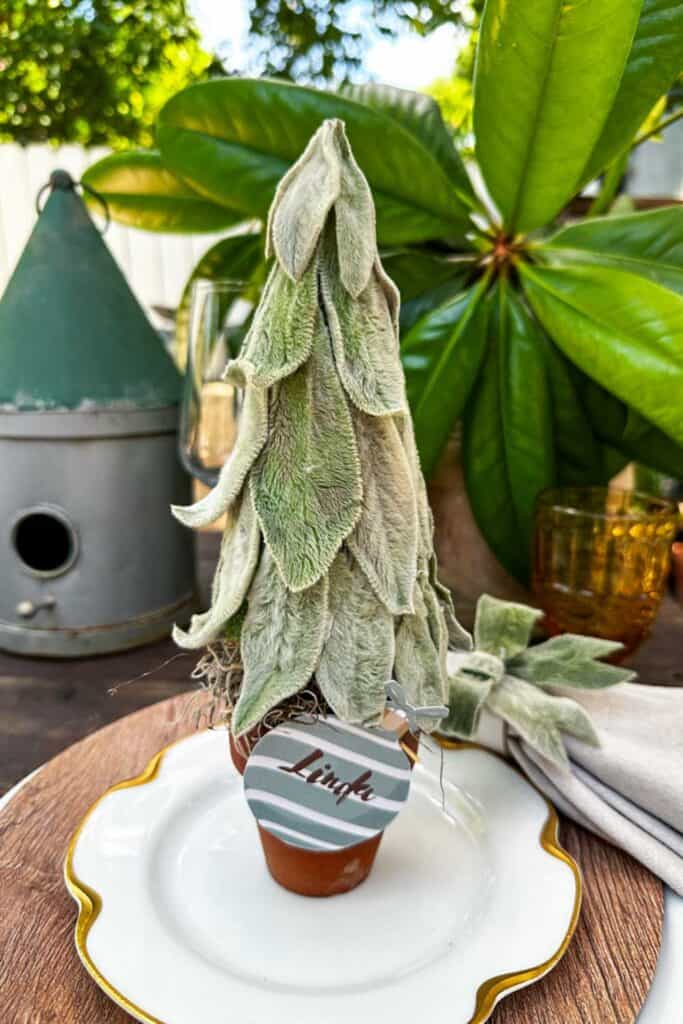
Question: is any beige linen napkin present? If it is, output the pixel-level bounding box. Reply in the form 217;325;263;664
473;683;683;895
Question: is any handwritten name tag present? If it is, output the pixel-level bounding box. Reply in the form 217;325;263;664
244;717;411;852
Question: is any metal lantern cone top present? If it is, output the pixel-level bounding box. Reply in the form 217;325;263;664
0;170;180;411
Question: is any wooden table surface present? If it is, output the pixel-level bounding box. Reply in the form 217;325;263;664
0;532;678;1023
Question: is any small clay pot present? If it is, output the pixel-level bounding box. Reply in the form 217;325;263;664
233;721;418;898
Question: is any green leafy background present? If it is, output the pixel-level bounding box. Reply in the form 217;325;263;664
83;0;683;582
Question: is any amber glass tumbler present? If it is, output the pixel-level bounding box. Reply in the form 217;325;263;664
532;487;679;660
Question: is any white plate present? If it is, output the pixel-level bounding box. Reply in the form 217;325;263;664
65;730;580;1024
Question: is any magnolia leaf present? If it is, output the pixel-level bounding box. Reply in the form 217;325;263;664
430;557;473;651
509;634;635;689
334;122;377;298
347;409;418;615
394;573;449;729
316;548;394;725
488;676;599;768
232;547;328;736
171;360;267;529
251;315;362;591
474;594;543;660
320;233;407;417
265;118;340;281
242;256;319;387
173;491;261;649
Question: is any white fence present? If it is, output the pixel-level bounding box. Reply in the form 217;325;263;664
0;131;680;316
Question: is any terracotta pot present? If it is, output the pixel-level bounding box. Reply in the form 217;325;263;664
232;721;418;898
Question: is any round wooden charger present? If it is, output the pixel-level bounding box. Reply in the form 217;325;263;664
0;694;663;1024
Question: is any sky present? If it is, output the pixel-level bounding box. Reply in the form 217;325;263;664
188;0;461;90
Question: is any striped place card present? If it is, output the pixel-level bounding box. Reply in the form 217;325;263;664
243;717;412;852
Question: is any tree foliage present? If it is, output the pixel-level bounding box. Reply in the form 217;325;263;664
0;0;211;147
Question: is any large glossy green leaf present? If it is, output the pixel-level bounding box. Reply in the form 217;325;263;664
474;0;642;234
401;279;491;478
174;232;264;366
82;150;242;233
463;282;555;581
340;82;474;203
381;249;475;334
540;206;683;295
520;262;683;445
582;0;683;182
544;343;606;485
581;377;683;478
157;78;471;246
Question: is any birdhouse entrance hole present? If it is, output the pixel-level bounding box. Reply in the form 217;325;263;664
12;507;78;577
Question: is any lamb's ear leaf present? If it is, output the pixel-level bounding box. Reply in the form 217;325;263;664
171;360;267;529
508;634;635;689
251;315;362;591
232;548;328;736
266;119;340;280
173;492;261;649
242;257;318;387
474;594;543;660
396;411;434;561
320;232;406;416
347;409;418;615
394;573;449;730
333;121;377;299
316;549;393;725
430;557;473;651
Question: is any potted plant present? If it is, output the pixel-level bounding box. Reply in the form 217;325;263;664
84;0;683;615
172;118;464;896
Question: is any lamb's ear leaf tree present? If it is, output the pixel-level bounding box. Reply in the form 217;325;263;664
83;0;683;583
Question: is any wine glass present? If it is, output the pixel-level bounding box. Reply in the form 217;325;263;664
179;280;252;488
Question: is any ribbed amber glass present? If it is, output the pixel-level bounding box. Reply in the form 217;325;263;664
532;487;679;660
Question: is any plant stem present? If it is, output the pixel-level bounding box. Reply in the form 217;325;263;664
588;149;630;217
632;107;683;152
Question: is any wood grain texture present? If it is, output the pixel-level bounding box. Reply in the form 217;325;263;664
0;693;663;1024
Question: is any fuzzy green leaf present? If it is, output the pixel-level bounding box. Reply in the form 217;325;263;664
509;634;636;689
474;594;542;660
316;548;394;725
251;316;362;591
334;122;377;298
320;234;407;417
394;573;449;729
242;256;319;387
172;360;268;529
347;409;418;615
396;412;434;561
520;262;683;446
430;556;473;651
173;490;261;649
265;119;340;282
232;547;328;736
474;0;642;233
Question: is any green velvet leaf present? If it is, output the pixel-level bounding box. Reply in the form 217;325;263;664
320;232;407;416
346;409;418;615
172;360;268;529
396;411;434;562
316;548;394;726
242;256;319;387
430;556;473;651
232;546;328;736
541;206;683;296
442;670;493;738
509;634;635;689
582;0;683;183
520;262;683;446
340;82;475;203
474;0;642;233
82;149;243;232
334;122;377;299
474;594;542;660
402;280;491;479
463;283;556;581
157;78;472;246
265;119;340;282
251;315;362;591
173;490;261;649
394;573;449;728
488;676;599;768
